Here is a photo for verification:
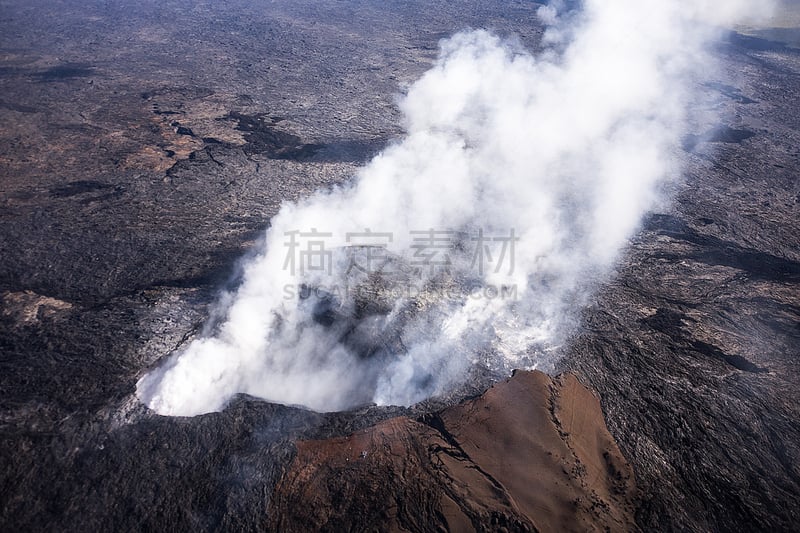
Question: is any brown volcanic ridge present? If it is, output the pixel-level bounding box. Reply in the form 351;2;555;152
269;370;637;532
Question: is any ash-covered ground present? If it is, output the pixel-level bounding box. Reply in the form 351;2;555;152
1;1;799;531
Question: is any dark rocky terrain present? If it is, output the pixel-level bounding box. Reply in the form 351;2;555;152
1;1;798;531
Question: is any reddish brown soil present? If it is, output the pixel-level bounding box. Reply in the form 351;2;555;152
269;371;637;532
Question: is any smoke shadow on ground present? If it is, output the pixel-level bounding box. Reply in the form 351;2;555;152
682;125;756;152
643;214;800;283
724;31;800;53
227;111;390;163
641;307;767;373
32;63;96;82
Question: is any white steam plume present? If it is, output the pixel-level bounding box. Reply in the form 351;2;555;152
137;0;773;416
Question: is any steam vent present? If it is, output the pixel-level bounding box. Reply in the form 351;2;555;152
1;1;799;531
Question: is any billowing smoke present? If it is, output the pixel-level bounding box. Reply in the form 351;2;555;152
137;0;772;416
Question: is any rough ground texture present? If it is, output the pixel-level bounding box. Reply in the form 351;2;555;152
562;29;800;531
270;370;637;532
1;1;799;532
